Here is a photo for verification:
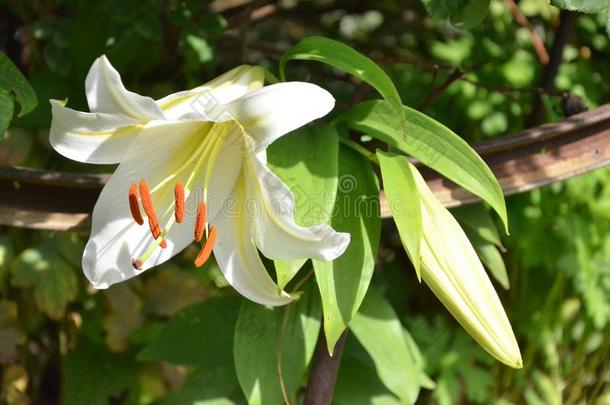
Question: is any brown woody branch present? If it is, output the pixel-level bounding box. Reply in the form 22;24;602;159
1;104;610;232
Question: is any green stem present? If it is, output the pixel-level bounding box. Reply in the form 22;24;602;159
338;137;379;165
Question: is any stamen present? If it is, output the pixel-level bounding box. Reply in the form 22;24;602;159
194;226;217;268
194;202;207;242
140;179;161;239
160;239;167;249
174;182;185;223
128;183;144;225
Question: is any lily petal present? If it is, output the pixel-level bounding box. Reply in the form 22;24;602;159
85;55;165;120
226;82;335;150
212;172;294;306
245;151;350;261
157;65;265;121
49;100;142;164
408;162;522;368
82;120;235;288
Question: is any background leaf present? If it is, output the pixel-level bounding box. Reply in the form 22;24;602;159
340;100;508;232
233;283;321;405
159;363;244;405
551;0;609;13
313;146;381;353
62;339;139;405
139;296;240;366
267;124;339;290
0;89;14;138
0;53;38;117
422;0;491;29
10;236;80;320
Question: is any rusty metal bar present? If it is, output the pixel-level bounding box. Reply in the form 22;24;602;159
2;104;610;232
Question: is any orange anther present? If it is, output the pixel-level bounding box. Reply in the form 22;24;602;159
194;226;217;268
128;183;144;225
139;179;161;239
174;182;185;223
160;239;167;249
194;202;207;242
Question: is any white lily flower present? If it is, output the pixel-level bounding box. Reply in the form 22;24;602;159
407;162;522;368
49;56;350;306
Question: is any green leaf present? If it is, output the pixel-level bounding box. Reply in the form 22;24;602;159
280;36;403;119
339;99;508;232
0;53;38;117
313;146;381;353
349;288;424;404
233;283;321;405
0;300;25;363
334;354;403;405
451;204;503;248
267;124;340;290
159;363;245;405
468;232;510;289
0;234;14;290
550;0;609;13
62;339;139;405
377;150;422;279
422;0;491;29
10;236;80;320
0;89;14;138
139;296;240;366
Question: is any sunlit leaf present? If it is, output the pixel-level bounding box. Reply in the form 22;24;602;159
234;283;321;405
313;146;381;353
339;100;508;232
551;0;609;13
280;36;403;119
377;150;422;279
267;125;339;290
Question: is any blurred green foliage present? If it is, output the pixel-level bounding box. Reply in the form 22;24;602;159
1;0;610;404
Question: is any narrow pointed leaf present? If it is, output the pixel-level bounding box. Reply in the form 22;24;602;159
313;146;381;354
280;36;403;120
339;99;508;232
467;232;510;290
452;204;503;248
377;150;422;279
267;125;339;290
